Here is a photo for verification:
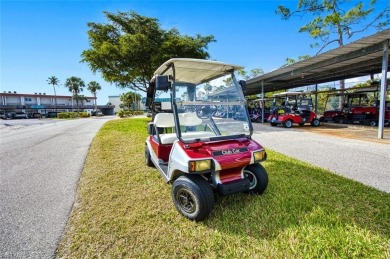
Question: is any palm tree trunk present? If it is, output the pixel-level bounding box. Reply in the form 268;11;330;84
94;93;97;111
53;86;57;112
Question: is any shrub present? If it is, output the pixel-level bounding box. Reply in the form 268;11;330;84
57;112;69;119
79;112;90;118
57;112;90;119
117;110;133;118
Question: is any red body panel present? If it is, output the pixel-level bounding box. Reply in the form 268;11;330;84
351;106;378;115
177;138;263;159
149;136;172;162
219;168;243;183
176;138;263;184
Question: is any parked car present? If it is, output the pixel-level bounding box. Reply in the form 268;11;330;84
91;110;103;116
14;112;29;119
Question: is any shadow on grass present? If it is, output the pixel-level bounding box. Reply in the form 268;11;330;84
205;151;390;241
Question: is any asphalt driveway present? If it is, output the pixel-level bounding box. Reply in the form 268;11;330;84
0;117;113;258
252;123;390;193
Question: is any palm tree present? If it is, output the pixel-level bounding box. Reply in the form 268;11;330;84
64;77;85;112
120;91;141;110
87;81;102;111
47;76;60;111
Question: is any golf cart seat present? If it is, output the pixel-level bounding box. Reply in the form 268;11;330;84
154;112;215;144
179;112;202;126
154;113;177;144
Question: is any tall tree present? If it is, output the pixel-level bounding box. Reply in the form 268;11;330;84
276;0;389;101
47;76;60;110
87;81;102;111
65;77;85;112
120;91;142;110
276;1;390;54
82;10;215;93
238;68;264;80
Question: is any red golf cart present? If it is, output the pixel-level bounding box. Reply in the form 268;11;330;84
320;87;390;126
267;92;320;128
145;58;268;221
249;98;272;123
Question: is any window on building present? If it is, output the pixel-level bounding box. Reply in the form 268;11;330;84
24;97;32;101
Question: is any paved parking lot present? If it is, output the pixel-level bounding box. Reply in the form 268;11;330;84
0;117;114;258
251;122;390;193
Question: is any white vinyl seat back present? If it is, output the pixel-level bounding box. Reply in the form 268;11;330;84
153;113;176;144
154;113;175;127
179;113;202;126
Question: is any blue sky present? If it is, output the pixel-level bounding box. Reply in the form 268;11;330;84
1;0;388;104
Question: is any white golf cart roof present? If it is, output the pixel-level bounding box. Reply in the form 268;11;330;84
153;58;244;85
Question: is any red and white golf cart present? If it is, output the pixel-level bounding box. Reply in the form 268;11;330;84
267;92;320;128
145;58;268;221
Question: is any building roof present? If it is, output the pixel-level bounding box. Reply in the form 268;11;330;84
0;92;95;99
246;29;390;95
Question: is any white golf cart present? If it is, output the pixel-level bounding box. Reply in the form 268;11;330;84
145;58;268;221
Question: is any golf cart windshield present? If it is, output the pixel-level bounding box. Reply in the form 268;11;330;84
156;74;251;143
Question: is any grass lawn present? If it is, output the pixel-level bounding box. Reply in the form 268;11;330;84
56;118;390;258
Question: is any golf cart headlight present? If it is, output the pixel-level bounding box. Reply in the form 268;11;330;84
189;160;211;172
254;150;266;162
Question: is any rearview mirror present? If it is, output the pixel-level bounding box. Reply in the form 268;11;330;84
239;80;247;92
155;75;171;91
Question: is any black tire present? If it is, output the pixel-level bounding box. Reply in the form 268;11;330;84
256;117;262;123
283;120;293;128
369;120;377;127
243;164;268;194
172;175;214;221
334;116;344;124
311;118;320;127
145;146;154;167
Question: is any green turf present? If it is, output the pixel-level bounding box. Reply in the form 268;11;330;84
56;118;390;258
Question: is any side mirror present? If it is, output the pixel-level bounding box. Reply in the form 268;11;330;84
155;75;171;91
239;80;247;92
147;122;155;135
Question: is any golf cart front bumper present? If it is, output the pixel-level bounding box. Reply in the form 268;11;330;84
217;177;250;195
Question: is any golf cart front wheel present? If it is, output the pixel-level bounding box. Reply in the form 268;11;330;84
283;120;293;128
172;175;214;221
311;118;320;127
243;164;268;194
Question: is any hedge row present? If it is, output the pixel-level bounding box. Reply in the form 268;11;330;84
57;112;90;119
117;110;144;118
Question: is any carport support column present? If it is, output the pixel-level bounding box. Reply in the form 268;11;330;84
261;80;264;123
378;40;389;139
315;84;318;117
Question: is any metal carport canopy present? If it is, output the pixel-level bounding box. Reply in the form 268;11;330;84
245;28;389;139
245;28;390;95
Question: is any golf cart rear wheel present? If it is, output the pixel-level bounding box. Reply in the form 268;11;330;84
283;120;293;128
145;146;154;167
311;118;320;127
243;164;268;194
172;175;214;221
